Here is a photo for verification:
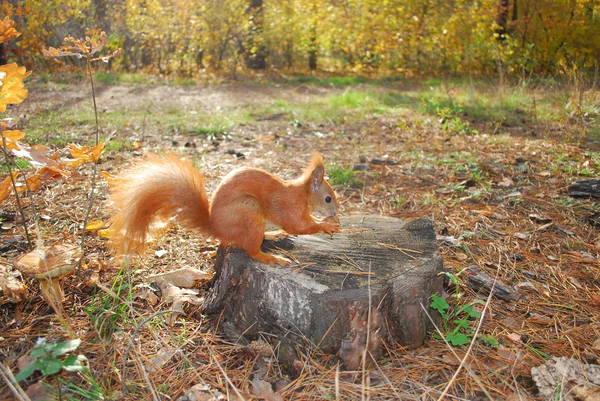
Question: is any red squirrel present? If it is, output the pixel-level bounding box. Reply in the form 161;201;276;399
109;153;340;266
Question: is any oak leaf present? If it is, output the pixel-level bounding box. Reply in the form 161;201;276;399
1;129;24;150
0;17;20;43
0;63;31;112
65;143;105;168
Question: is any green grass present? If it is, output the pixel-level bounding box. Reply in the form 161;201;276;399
327;165;363;188
23;103;251;146
95;72;150;85
291;75;368;86
18;73;600;148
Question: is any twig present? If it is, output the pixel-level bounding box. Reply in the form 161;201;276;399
121;310;177;393
0;127;31;247
79;56;101;261
203;335;247;401
361;262;372;401
0;363;31;401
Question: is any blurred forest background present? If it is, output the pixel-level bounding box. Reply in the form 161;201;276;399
2;0;600;81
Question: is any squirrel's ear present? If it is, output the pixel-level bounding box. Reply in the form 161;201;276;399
308;153;325;186
310;164;324;186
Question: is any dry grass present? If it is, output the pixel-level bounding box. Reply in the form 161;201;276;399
1;82;600;400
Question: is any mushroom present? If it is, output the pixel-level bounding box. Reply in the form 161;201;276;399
15;244;81;304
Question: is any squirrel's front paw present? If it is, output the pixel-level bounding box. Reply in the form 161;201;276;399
321;222;341;236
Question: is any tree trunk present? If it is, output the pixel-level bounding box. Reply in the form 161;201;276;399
204;215;443;369
245;0;266;70
308;27;317;71
496;0;510;40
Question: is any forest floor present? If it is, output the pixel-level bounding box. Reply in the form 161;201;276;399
1;75;600;400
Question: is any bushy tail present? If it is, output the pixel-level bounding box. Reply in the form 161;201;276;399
109;154;211;255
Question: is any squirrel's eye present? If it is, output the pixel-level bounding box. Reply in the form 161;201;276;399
325;196;332;203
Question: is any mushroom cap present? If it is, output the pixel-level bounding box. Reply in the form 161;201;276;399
15;244;81;279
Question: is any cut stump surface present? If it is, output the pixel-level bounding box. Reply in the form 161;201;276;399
204;215;443;369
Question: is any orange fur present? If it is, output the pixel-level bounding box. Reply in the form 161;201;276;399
109;153;339;266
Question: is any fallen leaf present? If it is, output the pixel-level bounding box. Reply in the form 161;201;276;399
528;312;552;325
0;172;17;202
0;263;27;303
159;282;203;323
85;220;105;231
133;287;160;306
154;249;168;258
498;177;514;188
146;347;181;373
100;171;116;186
505;392;533;401
148;267;211;288
252;376;284;401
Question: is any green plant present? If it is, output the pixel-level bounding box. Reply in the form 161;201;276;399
327;165;363;188
430;294;483;346
16;338;87;382
392;195;408;209
442;116;479;135
84;270;131;339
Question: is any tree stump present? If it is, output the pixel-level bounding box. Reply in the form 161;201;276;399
204;215;443;369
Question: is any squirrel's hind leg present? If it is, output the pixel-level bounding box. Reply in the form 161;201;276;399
211;202;290;266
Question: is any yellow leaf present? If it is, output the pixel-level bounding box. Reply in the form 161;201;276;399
85;220;105;231
100;171;116;186
68;142;105;164
0;63;31;112
1;129;24;150
97;228;113;238
0;17;20;43
0;172;18;202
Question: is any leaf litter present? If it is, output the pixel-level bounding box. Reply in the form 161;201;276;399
1;82;600;399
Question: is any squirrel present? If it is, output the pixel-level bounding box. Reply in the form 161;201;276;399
108;153;340;266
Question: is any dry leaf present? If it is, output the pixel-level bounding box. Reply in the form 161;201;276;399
133;288;160;306
0;63;31;112
97;228;112;238
252;377;284;401
146;347;181;373
498;177;514;188
1;129;24;150
149;267;211;288
67;142;105;164
85;220;105;231
0;263;27;303
154;249;168;258
505;392;533;401
0;172;17;202
159;282;203;322
100;171;116;185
